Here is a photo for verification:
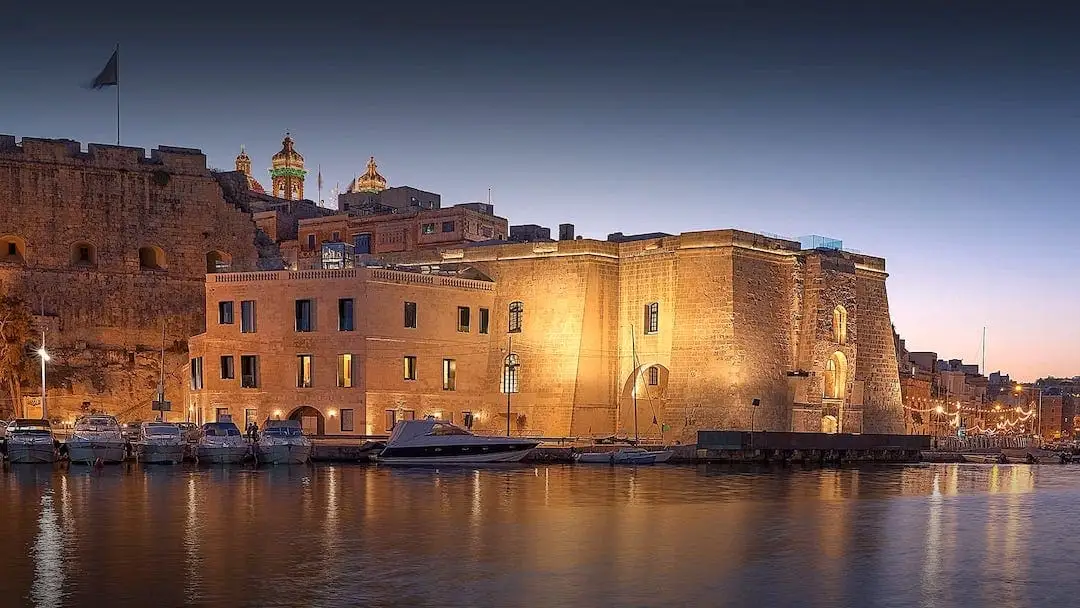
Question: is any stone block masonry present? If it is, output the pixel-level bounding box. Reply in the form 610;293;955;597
0;136;261;421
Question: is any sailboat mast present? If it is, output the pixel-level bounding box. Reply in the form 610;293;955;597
158;320;166;422
631;325;639;444
981;326;986;376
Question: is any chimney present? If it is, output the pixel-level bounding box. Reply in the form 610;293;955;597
558;223;575;241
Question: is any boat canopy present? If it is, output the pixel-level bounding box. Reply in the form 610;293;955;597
7;419;52;434
202;422;241;436
387;419;474;444
262;419;304;437
75;415;120;430
143;422;180;436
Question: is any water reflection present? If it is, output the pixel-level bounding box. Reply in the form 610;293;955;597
1;463;1079;607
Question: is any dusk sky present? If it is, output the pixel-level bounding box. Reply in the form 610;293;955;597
3;1;1079;380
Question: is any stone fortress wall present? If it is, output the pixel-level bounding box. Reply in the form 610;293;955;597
384;231;904;443
0;136;261;421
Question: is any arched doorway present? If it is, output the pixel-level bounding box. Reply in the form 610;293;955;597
618;363;669;441
206;250;232;273
288;405;325;436
822;351;848;434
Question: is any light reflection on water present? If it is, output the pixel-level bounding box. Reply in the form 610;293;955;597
0;463;1074;608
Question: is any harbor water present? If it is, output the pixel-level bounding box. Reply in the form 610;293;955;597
0;462;1075;608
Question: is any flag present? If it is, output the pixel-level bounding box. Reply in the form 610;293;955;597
317;165;323;190
90;48;119;89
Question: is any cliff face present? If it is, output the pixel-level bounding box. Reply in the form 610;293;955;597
0;136;260;421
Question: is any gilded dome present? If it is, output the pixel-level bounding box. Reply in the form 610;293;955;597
271;133;305;170
348;156;387;193
234;145;265;193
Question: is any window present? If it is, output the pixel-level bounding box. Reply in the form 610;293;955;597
648;365;660;386
240;300;257;333
823;351;847;400
190;357;204;390
220;355;235;379
442;221;455;233
403;356;417;381
218;301;234;325
339;298;354;331
502;353;519;393
245;408;257;429
508;301;523;333
833;305;848;344
479;308;490;334
207;251;231;273
297;354;313;388
443;359;457;391
341;408;355;432
402;410;416;421
139;246;165;270
332;231;341;242
6;243;14;256
307;234;316;250
354;233;371;254
385;410;397;431
338;354;354;388
71;242;96;266
421;223;436;235
645;302;659;334
462;411;474;429
404;301;417;328
215;408;230;423
241;355;259;388
457;307;470;332
295;299;314;332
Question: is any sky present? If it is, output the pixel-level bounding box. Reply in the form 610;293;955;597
2;1;1079;380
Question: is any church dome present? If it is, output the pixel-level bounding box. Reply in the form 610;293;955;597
348;156;388;193
234;145;265;193
271;133;305;170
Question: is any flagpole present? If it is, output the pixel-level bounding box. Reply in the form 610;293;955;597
115;43;121;145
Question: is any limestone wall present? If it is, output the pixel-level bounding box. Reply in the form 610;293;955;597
0;136;260;421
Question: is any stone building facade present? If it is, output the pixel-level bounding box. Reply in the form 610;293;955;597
190;229;905;442
188;267;495;434
0;136;264;421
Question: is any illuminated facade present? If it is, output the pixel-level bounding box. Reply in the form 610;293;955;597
233;146;266;194
347;156;388;194
190;229;905;441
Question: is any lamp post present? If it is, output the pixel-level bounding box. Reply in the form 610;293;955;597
749;398;761;451
37;329;50;420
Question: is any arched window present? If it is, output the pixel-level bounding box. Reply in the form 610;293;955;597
832;305;847;344
70;242;97;266
501;353;519;394
139;246;166;270
206;250;232;274
508;301;523;333
0;235;26;264
823;351;847;400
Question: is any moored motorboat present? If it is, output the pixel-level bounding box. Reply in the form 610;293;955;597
961;453;1008;464
136;422;185;464
195;421;249;464
5;419;58;464
255;419;312;465
67;415;127;464
374;418;539;464
575;447;675;465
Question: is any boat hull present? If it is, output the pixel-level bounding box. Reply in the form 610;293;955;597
7;442;57;464
962;454;1007;464
576;449;675;465
196;444;250;464
68;442;127;465
137;443;185;464
376;445;536;465
255;442;311;465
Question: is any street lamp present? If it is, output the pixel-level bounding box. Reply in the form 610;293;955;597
750;398;761;451
37;330;50;420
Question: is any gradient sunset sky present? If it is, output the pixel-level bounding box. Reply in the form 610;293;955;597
3;1;1078;380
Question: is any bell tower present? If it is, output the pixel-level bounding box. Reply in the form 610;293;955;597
269;132;307;200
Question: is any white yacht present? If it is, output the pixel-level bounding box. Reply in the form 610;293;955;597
66;415;127;464
575;447;675;465
195;421;249;464
374;418;539;464
255;419;312;465
135;422;186;464
5;419;58;464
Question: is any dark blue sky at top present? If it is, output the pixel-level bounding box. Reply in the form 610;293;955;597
3;1;1080;378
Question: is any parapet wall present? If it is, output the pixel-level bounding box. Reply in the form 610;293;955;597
0;136;209;175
